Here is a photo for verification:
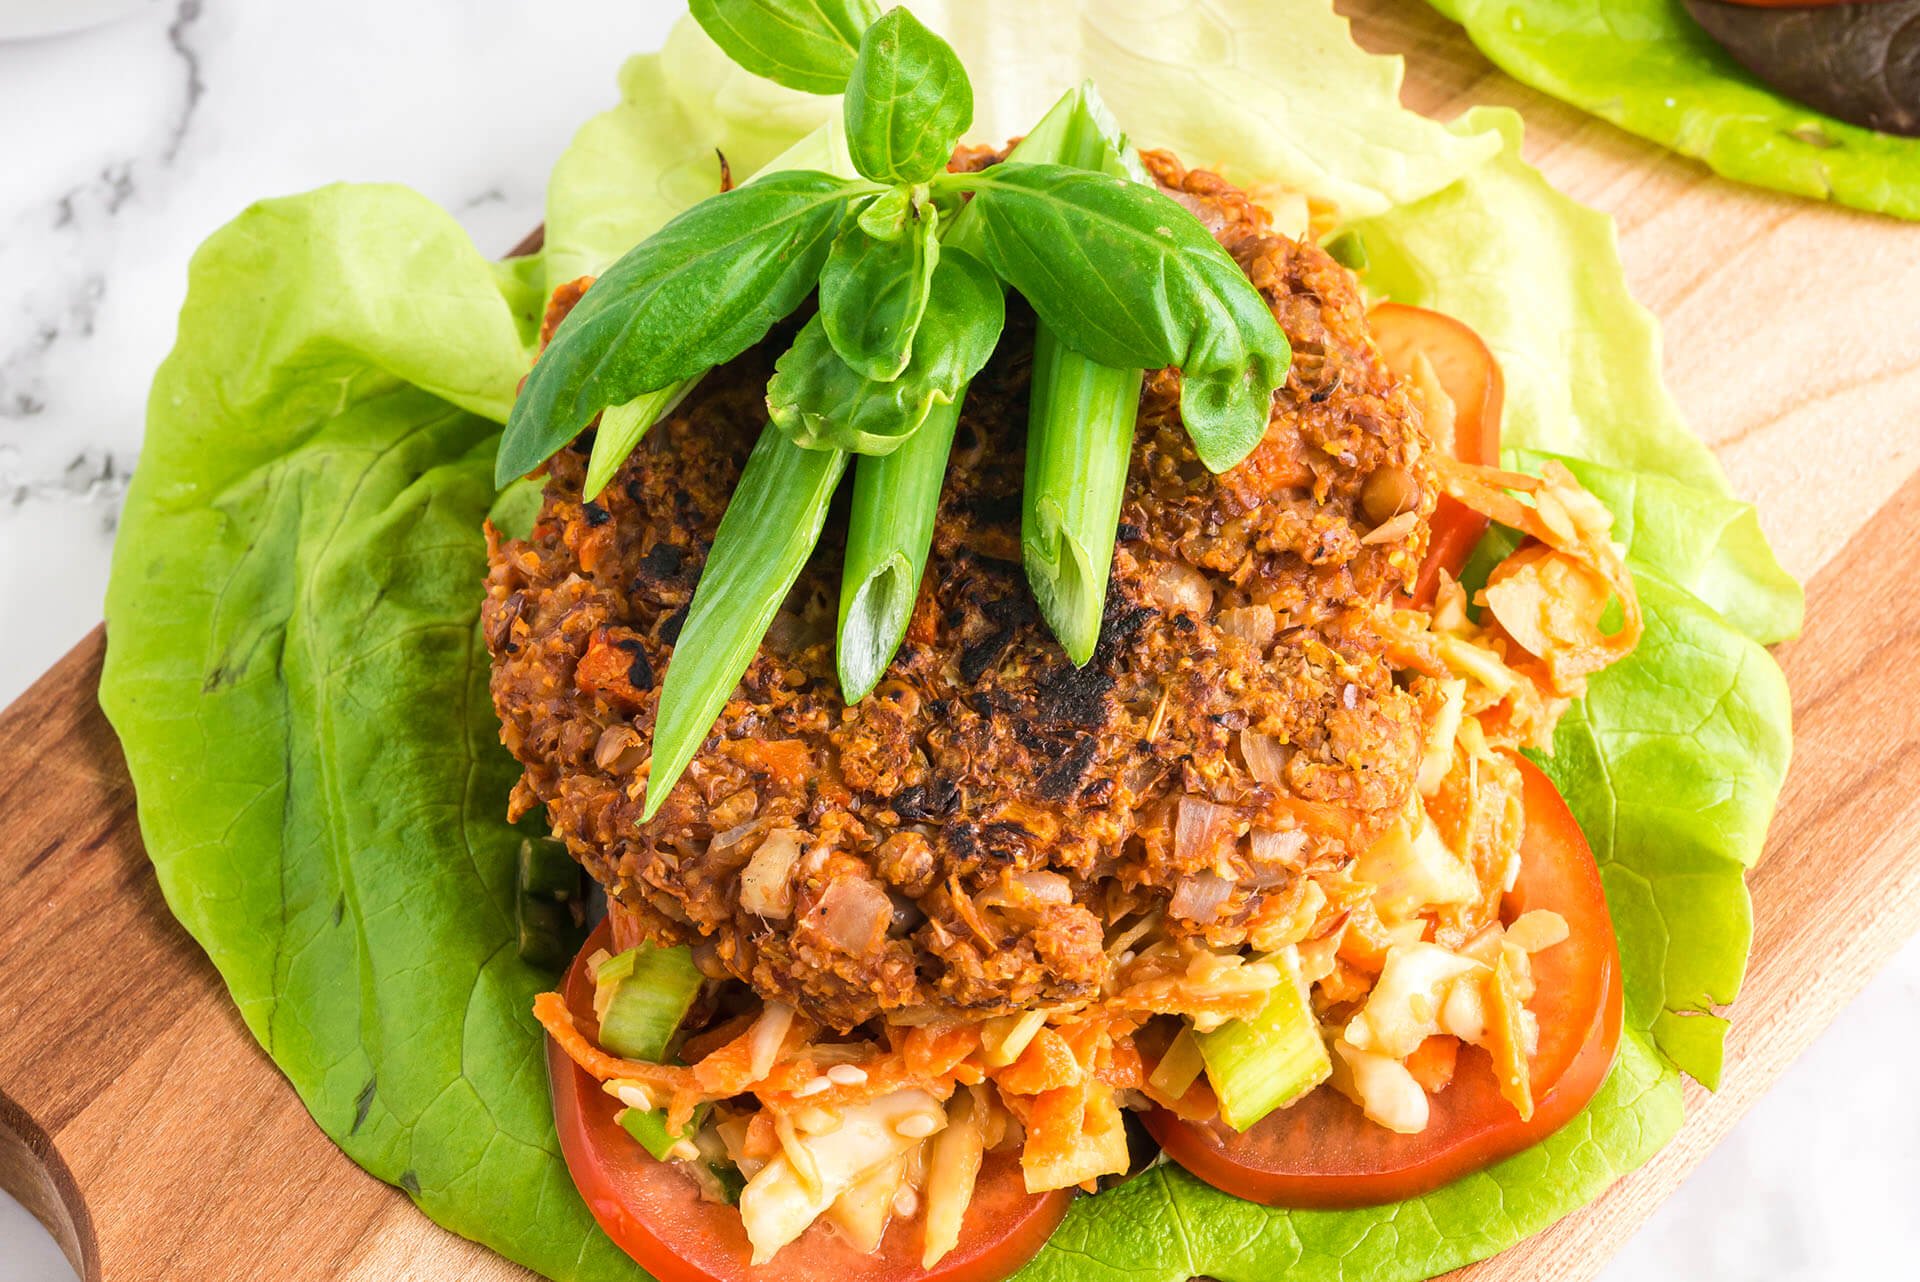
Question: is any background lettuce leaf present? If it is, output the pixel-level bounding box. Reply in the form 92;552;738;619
103;5;1798;1281
542;21;833;291
1347;109;1735;497
100;185;640;1282
1427;0;1920;222
913;0;1499;217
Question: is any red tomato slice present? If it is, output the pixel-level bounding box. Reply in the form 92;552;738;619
1368;301;1505;608
1143;757;1622;1207
547;921;1073;1282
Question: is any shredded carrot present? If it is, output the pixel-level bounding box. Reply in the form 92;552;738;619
1405;1035;1460;1094
1335;899;1396;974
532;992;688;1092
1097;1039;1145;1092
903;1024;982;1078
994;1028;1082;1096
1488;954;1534;1121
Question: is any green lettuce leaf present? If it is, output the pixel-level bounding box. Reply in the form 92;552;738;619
1345;108;1734;497
103;5;1799;1282
1427;0;1920;222
913;0;1498;217
1513;449;1802;648
542;20;834;290
100;185;637;1282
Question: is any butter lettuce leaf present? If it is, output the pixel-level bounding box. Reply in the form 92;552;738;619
1347;108;1734;496
100;184;638;1282
542;20;834;290
1427;0;1920;221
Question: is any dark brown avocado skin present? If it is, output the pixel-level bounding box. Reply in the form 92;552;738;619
1684;0;1920;138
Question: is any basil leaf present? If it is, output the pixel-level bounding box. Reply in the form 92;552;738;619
843;7;974;184
818;198;941;381
687;0;881;95
497;170;857;486
956;162;1291;472
769;244;1004;453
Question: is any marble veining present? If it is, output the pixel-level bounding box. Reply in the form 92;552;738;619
0;3;1913;1280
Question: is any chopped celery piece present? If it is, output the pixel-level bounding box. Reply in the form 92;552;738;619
616;1103;709;1162
1196;947;1332;1131
595;944;705;1061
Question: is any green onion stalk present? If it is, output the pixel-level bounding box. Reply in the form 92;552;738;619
835;83;1148;699
644;425;850;819
1018;88;1152;665
582;119;862;501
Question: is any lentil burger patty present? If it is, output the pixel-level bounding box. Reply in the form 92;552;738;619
484;151;1435;1031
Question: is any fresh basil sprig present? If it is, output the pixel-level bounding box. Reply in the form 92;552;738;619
495;170;861;486
944;163;1292;471
688;0;881;95
843;6;974;185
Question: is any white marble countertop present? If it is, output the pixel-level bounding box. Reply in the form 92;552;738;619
1;2;1915;1279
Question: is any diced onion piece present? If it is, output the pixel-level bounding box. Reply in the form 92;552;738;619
1505;909;1570;954
1171;871;1233;922
740;828;803;918
1333;1042;1429;1134
1239;731;1290;788
1216;604;1276;648
1417;678;1468;796
816;876;892;955
1147;562;1214;617
1174;796;1237;865
1361;510;1420;546
746;1001;794;1084
711;817;759;851
1248;827;1307;867
739;1090;944;1264
922;1088;987;1268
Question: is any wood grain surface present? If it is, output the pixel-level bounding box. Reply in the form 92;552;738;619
2;4;1917;1279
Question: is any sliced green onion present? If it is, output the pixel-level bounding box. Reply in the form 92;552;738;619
1023;330;1142;664
829;85;1143;695
579;119;861;501
594;943;705;1060
1016;83;1150;665
617;1101;711;1162
837;398;960;701
1195;947;1332;1132
645;426;849;818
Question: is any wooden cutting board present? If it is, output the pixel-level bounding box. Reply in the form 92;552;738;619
3;4;1918;1278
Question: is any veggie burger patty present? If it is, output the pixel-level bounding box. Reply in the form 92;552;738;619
484;150;1436;1031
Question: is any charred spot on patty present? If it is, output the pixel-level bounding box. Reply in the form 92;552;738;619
483;148;1434;1031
